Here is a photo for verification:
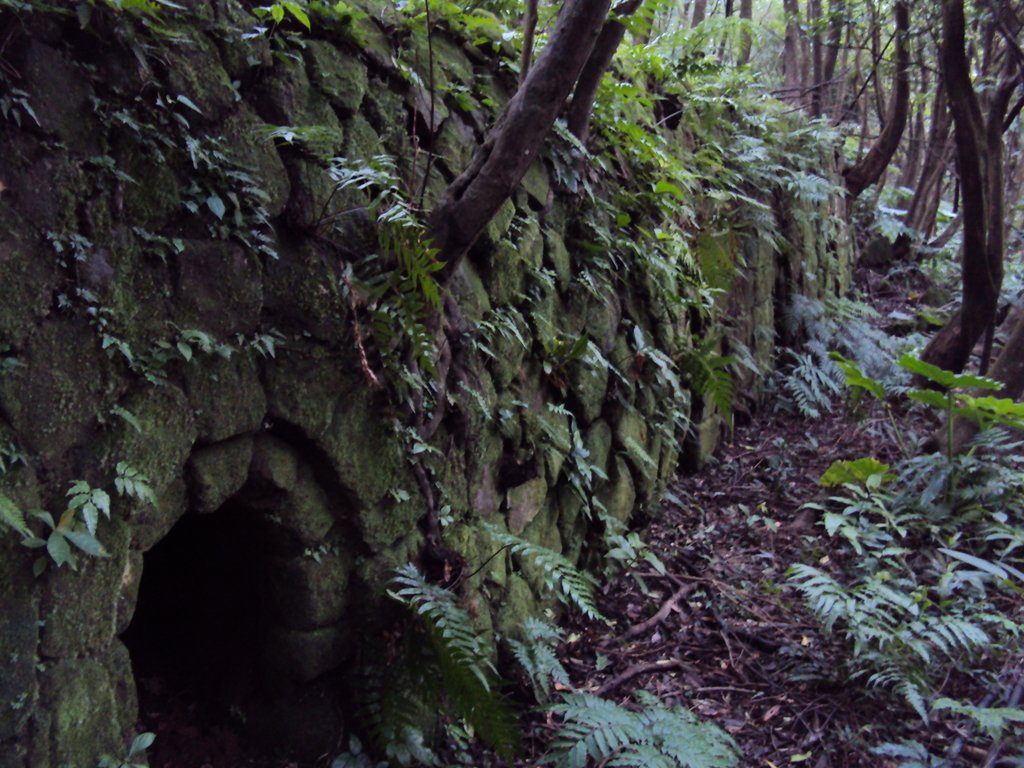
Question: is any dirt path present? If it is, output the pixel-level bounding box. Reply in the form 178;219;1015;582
532;407;913;768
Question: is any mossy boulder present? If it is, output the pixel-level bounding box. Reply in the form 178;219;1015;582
304;40;369;117
39;518;130;657
187;434;253;513
494;574;537;640
21;40;98;155
165;32;238;123
598;456;636;525
0;319;118;472
220;103;292;218
319;387;405;507
267;545;353;630
0;209;60;346
172;240;263;337
506;476;548;535
39;658;124;767
0;537;38;743
264;623;352;683
263;240;351;343
183;353;266;444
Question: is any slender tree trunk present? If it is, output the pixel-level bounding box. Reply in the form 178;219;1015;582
518;0;539;85
567;0;644;144
808;0;824;114
717;0;734;60
737;0;753;65
429;0;612;282
829;16;852;122
820;0;844;114
907;82;953;234
782;0;803;105
843;1;910;199
691;0;707;27
897;66;928;190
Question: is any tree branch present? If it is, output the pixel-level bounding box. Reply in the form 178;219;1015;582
428;0;612;283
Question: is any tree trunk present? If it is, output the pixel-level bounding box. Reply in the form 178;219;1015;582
717;0;734;60
429;0;612;282
897;65;928;190
567;0;644;144
808;0;824;114
892;78;954;260
842;1;910;199
691;0;707;27
820;0;844;114
518;0;539;85
782;0;803;105
919;0;1020;374
737;0;753;65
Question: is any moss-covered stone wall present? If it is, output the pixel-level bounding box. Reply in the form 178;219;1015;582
0;3;848;765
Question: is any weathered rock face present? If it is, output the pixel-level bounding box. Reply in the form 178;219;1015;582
0;3;848;764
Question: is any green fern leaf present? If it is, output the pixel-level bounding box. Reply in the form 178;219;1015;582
483;523;604;621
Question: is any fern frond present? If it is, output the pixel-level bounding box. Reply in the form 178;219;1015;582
680;341;735;423
483;523;604;621
506;618;571;703
0;492;30;538
545;692;739;768
388;564;519;758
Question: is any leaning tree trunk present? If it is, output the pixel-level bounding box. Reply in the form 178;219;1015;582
842;0;909;199
566;0;644;144
918;0;1020;375
429;0;612;282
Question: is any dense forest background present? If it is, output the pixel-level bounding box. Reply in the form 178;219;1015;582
0;0;1022;766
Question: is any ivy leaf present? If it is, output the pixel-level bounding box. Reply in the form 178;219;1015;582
80;501;99;536
128;733;156;759
64;530;110;558
270;2;285;23
283;1;310;29
92;489;111;519
206;194;226;220
46;531;76;569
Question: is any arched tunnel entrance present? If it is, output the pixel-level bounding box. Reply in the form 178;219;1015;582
120;433;361;765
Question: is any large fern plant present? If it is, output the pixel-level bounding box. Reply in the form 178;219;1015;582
357;564;518;766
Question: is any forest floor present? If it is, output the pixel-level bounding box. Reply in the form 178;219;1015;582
523;405;911;768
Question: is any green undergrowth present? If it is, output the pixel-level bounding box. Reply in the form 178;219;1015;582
788;352;1024;762
0;1;853;766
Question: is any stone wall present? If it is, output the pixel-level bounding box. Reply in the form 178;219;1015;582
0;3;848;765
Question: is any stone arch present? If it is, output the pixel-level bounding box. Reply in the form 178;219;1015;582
119;426;365;760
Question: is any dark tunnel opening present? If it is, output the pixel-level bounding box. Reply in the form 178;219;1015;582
120;502;279;765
